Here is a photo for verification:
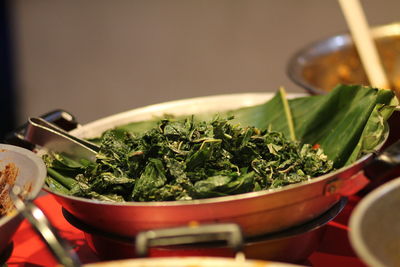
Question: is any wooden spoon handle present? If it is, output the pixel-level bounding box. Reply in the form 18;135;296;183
338;0;389;89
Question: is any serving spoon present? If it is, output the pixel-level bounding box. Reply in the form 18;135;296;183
338;0;400;99
25;117;99;162
10;185;81;267
338;0;389;89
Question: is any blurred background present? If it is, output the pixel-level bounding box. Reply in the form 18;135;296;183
1;0;400;140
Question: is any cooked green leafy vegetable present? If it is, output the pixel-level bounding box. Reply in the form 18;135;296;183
44;85;397;202
44;116;333;201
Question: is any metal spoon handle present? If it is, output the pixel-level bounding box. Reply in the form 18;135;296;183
10;186;81;267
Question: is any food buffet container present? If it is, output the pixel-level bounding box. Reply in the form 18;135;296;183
349;177;400;267
287;22;400;95
0;144;46;255
10;91;400;244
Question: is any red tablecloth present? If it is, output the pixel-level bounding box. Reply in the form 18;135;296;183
5;194;367;267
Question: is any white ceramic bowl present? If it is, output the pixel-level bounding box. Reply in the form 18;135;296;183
0;144;47;254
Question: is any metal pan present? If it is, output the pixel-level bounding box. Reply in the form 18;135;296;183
17;93;400;239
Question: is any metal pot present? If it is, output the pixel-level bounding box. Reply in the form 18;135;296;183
349;177;400;267
0;144;46;255
287;22;400;95
13;93;400;240
62;198;346;262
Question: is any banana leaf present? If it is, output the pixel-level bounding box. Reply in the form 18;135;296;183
230;84;397;167
115;85;397;169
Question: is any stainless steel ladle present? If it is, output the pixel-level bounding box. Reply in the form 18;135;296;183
9;185;81;267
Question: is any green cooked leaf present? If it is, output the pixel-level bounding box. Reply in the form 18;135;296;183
132;158;167;201
44;117;334;201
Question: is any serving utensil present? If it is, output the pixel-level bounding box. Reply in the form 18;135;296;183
25;117;99;162
10;185;81;267
338;0;400;102
338;0;390;89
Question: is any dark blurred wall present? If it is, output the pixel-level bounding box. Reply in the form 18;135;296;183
0;0;16;141
10;0;400;125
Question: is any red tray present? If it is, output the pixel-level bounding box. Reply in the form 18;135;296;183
5;194;366;267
